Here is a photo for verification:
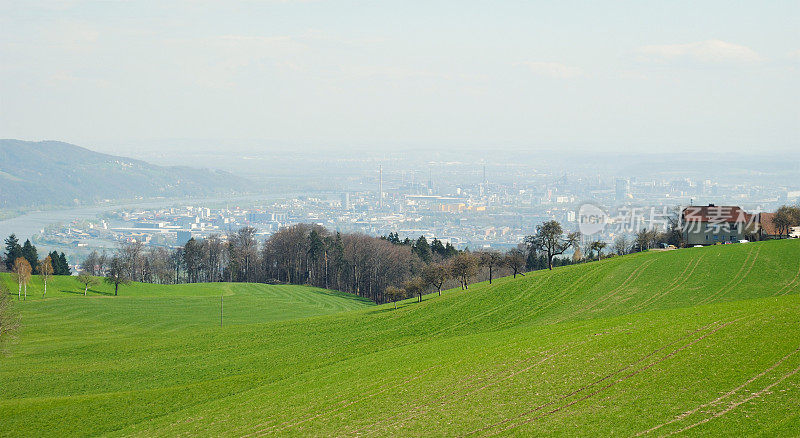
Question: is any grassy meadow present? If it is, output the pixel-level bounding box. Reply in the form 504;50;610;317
2;239;800;436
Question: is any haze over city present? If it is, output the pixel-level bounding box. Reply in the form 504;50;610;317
2;1;798;158
2;3;800;437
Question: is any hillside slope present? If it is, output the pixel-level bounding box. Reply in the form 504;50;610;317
0;275;374;328
1;240;799;436
0;139;249;209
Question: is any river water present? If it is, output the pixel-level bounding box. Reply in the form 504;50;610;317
0;194;281;249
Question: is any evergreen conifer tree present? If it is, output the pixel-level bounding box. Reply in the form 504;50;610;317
21;240;38;274
3;234;22;271
58;252;71;275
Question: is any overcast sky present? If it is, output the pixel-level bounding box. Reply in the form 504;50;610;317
1;1;798;155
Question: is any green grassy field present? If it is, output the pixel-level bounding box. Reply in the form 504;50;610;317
0;276;375;329
2;240;800;436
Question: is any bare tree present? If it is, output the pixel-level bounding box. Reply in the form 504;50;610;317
229;227;259;282
385;285;405;309
82;251;99;276
205;234;225;282
97;250;108;276
772;205;800;238
169;247;184;284
39;255;54;298
479;250;503;284
572;245;583;263
634;228;658;252
82;249;109;276
581;239;594;260
403;277;426;303
76;272;99;296
450;252;479;290
613;235;632;256
525;221;581;270
183;238;203;283
664;207;686;247
422;263;449;296
104;256;130;296
504;248;526;278
146;247;173;284
118;241;144;282
590;241;608;259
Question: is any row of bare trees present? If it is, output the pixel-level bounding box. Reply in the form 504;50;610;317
79;226;420;303
772;205;800;237
82;220;586;304
260;222;583;303
261;225;423;303
363;249;528;306
382;220;584;305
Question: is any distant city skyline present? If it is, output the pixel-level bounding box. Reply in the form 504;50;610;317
1;1;798;154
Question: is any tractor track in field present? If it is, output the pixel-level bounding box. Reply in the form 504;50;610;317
238;367;407;437
428;275;555;338
697;246;760;306
462;318;740;437
239;373;379;437
631;255;705;312
610;256;697;312
355;324;598;436
775;262;800;296
636;344;800;436
667;362;800;436
353;347;568;437
247;364;443;436
445;262;603;337
594;256;689;314
481;319;741;437
591;259;658;314
494;264;606;330
353;371;489;436
433;278;550;334
558;259;655;323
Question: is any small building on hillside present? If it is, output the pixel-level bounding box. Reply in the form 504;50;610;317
756;212;781;240
681;204;756;246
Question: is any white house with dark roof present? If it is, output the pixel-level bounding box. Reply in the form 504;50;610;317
681;204;757;246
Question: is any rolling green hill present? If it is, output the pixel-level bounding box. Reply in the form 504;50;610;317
0;139;250;209
0;275;374;328
2;240;800;436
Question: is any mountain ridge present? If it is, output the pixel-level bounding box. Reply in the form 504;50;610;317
0;139;250;209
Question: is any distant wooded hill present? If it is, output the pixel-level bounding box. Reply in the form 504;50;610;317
0;139;250;209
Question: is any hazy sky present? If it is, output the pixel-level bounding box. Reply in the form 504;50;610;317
1;1;798;154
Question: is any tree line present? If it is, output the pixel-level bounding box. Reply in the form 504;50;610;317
2;234;70;276
771;205;800;238
2;234;71;300
74;221;592;304
19;203;785;305
1;206;795;337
